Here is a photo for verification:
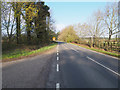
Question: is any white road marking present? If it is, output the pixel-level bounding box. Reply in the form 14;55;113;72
62;44;67;49
57;57;59;60
63;44;79;53
56;44;60;89
87;56;120;77
71;48;79;53
57;64;59;72
56;83;60;89
63;44;73;50
70;43;119;60
64;43;78;52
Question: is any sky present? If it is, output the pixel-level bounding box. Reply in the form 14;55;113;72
45;2;108;32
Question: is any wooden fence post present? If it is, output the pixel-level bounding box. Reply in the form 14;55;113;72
111;42;112;51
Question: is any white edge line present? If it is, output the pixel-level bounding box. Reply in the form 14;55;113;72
56;83;60;88
71;48;79;53
57;64;59;72
64;43;79;53
70;43;119;60
86;56;120;77
63;45;68;49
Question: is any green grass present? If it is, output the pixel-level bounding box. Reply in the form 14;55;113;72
2;43;57;60
71;43;120;58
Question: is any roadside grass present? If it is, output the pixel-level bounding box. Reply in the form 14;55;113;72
2;43;57;60
71;43;120;58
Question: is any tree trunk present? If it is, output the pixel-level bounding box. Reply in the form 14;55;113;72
16;3;21;44
27;22;32;44
16;14;21;44
27;30;31;44
108;34;111;41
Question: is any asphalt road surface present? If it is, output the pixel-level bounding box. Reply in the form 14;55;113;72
2;42;120;89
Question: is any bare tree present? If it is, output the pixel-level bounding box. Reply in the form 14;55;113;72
104;3;119;41
86;10;105;47
93;10;105;38
1;2;16;42
74;23;90;38
88;10;105;38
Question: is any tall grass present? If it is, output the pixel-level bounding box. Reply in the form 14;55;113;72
2;43;57;60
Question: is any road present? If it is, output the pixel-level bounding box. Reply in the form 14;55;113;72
2;42;120;89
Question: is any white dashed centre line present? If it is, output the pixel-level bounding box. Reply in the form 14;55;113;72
56;44;60;88
56;83;60;89
87;56;120;77
57;57;59;61
57;64;59;72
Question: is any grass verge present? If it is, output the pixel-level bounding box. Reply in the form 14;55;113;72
2;43;57;60
71;43;120;58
